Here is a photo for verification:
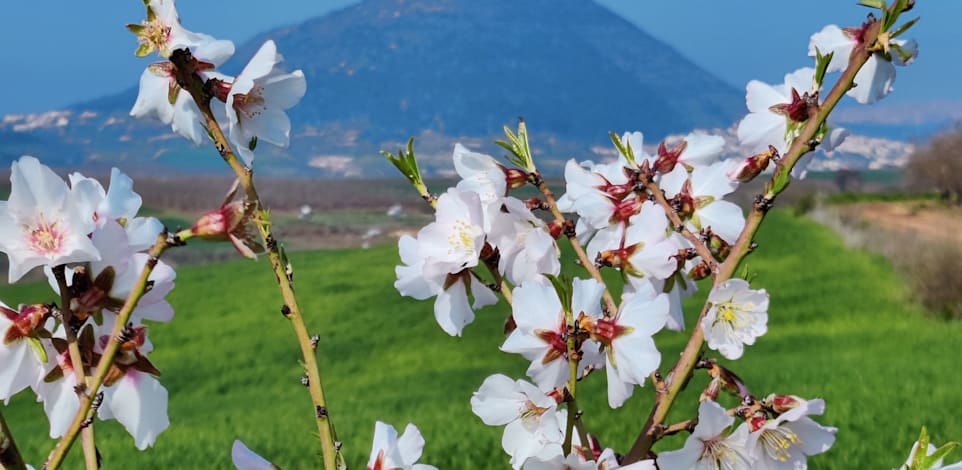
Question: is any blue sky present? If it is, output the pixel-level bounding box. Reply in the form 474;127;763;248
1;1;958;116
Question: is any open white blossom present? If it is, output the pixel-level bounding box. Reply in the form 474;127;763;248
0;156;100;282
365;421;438;470
702;279;769;360
227;40;307;165
658;400;753;469
809;23;918;104
232;440;279;470
488;197;560;285
743;395;837;470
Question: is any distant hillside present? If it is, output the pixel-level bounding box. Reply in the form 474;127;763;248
0;0;756;177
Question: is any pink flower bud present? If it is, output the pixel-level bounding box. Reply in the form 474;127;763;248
771;394;802;414
728;146;778;183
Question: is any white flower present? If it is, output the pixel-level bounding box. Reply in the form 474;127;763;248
582;280;668;408
99;369;169;450
737;68;816;155
0;156;100;282
46;220;176;324
743;395;837;470
129;0;234;60
471;374;565;469
660;160;745;244
232;440;279;470
227;40;307;165
67;168;163;250
453;143;517;229
809;23;918;104
488;197;560;285
556;157;633;236
657;400;753;469
702;279;769;360
502;277;605;391
394;188;497;336
0;302;51;403
366;421;437;470
653;132;725;173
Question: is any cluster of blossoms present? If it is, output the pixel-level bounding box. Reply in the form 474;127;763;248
0;156;173;449
129;0;307;165
392;4;921;468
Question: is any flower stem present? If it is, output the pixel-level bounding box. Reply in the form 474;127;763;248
44;233;172;470
51;266;99;470
171;51;341;470
0;409;26;470
621;17;881;465
562;303;579;455
642;180;717;273
531;172;618;315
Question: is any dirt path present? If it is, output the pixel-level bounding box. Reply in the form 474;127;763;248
834;201;962;245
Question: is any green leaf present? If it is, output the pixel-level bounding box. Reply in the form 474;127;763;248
496;120;535;171
857;0;886;9
609;131;636;167
884;0;911;30
924;442;961;469
910;427;931;470
891;16;920;39
544;274;573;316
27;337;47;363
814;48;835;89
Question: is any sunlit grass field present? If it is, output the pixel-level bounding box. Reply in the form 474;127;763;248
1;210;960;468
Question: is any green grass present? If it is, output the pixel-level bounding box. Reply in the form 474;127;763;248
1;210;960;468
824;191;940;204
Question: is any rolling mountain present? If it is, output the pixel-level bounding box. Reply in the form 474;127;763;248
0;0;774;177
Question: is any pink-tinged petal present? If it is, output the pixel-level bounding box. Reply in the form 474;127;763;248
433;279;474;336
606;359;634;408
68;175;106;224
232;440;278;470
102;370;169;450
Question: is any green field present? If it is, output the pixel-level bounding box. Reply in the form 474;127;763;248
1;210;960;468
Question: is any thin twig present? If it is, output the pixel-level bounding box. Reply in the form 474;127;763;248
44;233;171;470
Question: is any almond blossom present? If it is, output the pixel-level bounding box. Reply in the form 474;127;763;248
660;159;745;244
67;168;163;250
471;374;565;469
652;132;725;174
0;156;100;283
487;197;561;285
128;0;234;60
394;188;497;336
809;23;918;104
501;277;605;391
580;280;668;408
702;278;769;360
742;395;836;470
226;40;307;165
0;302;51;404
556;156;634;238
366;421;437;470
657;400;753;469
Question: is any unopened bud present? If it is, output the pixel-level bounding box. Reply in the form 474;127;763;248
688;261;712;280
771;394;802;414
653;140;688;174
749;413;769;433
728;146;778;183
3;303;52;344
190;201;245;240
504;168;529;190
708;232;731;261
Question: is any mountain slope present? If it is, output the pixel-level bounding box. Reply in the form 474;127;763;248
1;0;745;177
